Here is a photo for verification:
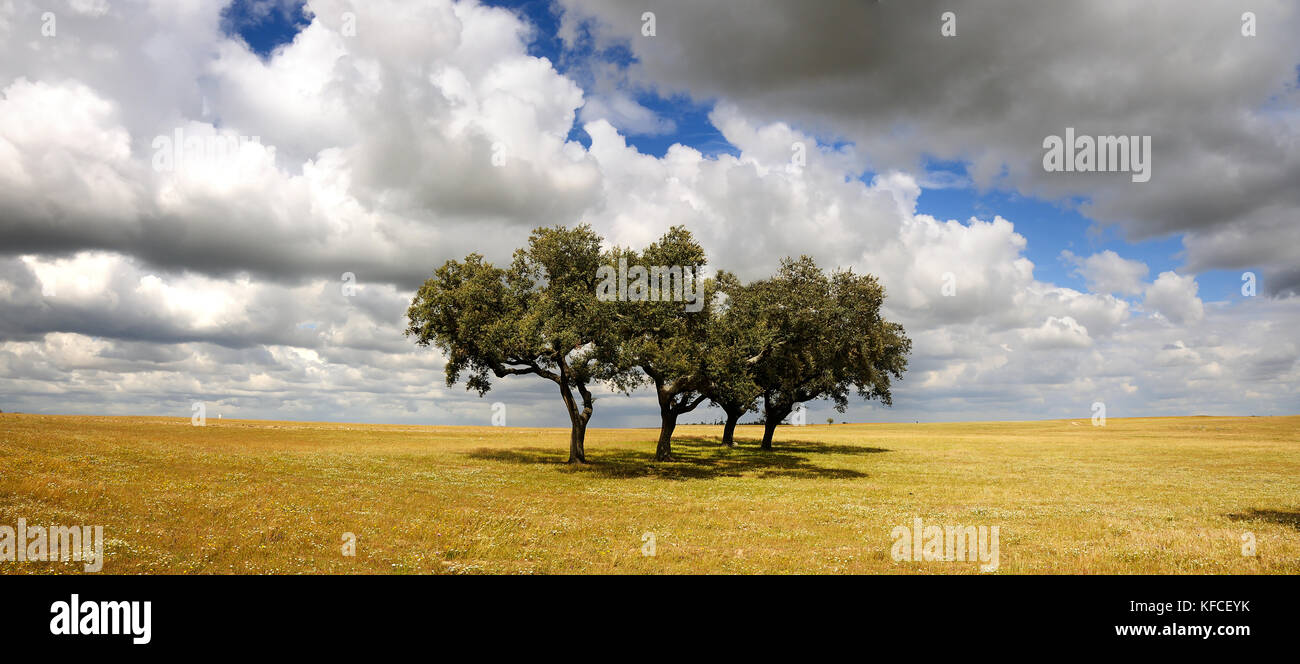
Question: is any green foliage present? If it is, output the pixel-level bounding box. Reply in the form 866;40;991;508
406;225;910;459
607;226;714;460
701;271;764;445
735;256;912;448
405;224;632;462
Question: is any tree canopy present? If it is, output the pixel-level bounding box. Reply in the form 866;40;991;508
407;227;910;461
606;226;714;460
405;224;629;463
702;270;763;447
737;256;912;450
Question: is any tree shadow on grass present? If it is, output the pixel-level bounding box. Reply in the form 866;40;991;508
1226;509;1300;531
672;436;891;456
466;437;885;481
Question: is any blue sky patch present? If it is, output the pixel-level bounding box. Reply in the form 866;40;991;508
221;0;311;58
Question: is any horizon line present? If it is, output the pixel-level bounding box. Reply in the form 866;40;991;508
2;411;1292;429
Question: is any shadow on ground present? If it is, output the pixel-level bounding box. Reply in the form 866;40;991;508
466;436;887;480
1226;509;1300;531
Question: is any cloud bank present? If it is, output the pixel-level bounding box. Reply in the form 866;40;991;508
0;0;1296;425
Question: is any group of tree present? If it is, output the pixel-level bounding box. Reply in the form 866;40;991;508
405;224;911;463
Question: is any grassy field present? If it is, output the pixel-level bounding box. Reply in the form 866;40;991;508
1;412;1297;574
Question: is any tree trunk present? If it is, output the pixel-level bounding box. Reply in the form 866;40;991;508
569;418;587;464
655;410;678;461
558;380;587;464
721;409;741;447
760;418;778;450
760;403;790;451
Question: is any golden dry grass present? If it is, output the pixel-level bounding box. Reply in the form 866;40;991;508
1;412;1297;574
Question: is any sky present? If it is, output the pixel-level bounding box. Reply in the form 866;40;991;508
0;0;1297;427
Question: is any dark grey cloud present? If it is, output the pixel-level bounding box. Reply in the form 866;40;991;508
559;0;1300;291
